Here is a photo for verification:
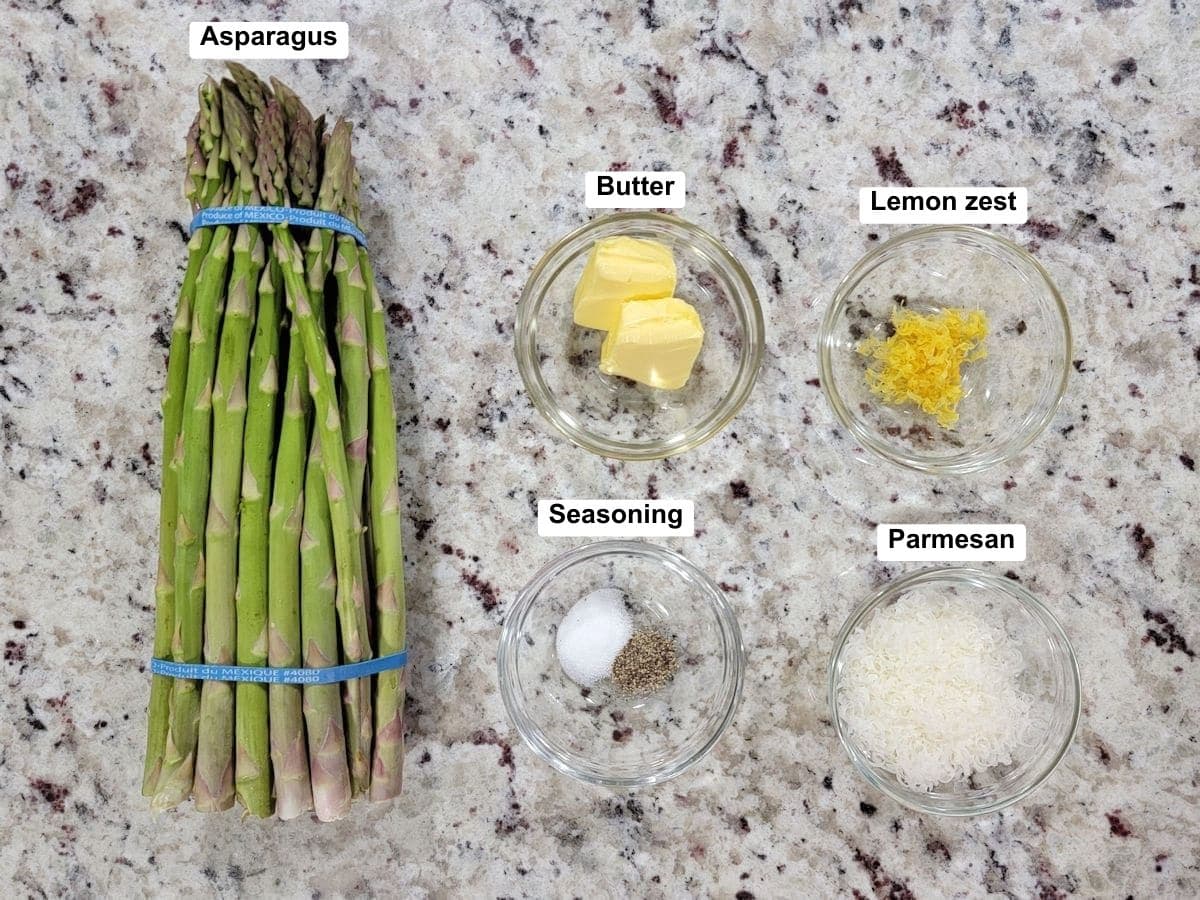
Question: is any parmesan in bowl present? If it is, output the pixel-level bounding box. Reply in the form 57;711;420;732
828;567;1080;816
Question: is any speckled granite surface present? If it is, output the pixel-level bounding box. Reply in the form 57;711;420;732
2;1;1198;897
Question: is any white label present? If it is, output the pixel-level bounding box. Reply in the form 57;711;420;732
189;22;349;59
859;187;1028;225
585;171;686;209
877;524;1026;561
538;499;694;537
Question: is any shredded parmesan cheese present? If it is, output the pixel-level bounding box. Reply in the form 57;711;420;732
836;594;1038;792
857;307;988;429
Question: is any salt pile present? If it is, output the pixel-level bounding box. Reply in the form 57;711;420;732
555;588;632;687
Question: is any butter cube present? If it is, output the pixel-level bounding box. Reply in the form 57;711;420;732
599;297;704;391
573;236;676;331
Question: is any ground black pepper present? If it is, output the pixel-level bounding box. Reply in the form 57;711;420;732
611;629;679;695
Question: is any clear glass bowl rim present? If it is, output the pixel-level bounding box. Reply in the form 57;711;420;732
515;211;766;461
498;540;747;787
827;565;1082;816
817;225;1072;475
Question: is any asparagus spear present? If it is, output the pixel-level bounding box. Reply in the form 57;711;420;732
267;76;303;129
154;154;235;811
300;431;353;820
231;100;288;817
334;218;370;542
143;80;224;798
261;94;355;817
332;149;375;794
303;126;335;327
270;224;370;668
266;314;315;820
195;88;263;812
267;75;318;210
270;126;373;792
362;250;408;801
225;62;269;127
276;79;329;370
230;259;278;817
289;118;373;794
262;108;316;823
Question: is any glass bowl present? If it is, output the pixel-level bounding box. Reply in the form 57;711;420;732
818;226;1071;474
498;541;745;786
516;212;764;460
828;567;1080;816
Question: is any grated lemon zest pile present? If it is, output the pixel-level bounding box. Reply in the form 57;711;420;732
857;307;989;429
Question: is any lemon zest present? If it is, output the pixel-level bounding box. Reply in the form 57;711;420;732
857;308;989;429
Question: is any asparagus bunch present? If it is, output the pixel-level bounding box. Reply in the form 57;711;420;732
144;64;408;819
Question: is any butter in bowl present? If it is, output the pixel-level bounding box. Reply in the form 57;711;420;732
572;236;704;391
516;212;764;460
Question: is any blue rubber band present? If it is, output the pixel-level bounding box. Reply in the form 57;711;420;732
150;650;406;685
189;205;368;248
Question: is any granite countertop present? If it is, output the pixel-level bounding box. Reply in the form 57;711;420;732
2;1;1198;897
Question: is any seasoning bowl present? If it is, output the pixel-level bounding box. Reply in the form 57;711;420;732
498;541;745;787
828;567;1080;816
516;212;764;460
818;226;1071;474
